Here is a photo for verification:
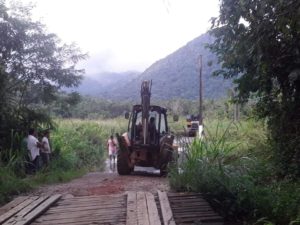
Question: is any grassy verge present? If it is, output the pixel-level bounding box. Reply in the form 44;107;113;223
169;119;300;225
0;118;127;205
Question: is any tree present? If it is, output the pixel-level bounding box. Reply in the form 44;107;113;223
209;0;300;177
0;1;86;150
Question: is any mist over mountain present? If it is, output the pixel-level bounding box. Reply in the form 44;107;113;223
73;33;232;100
66;71;140;96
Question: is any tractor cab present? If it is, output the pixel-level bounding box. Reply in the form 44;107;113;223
128;105;168;146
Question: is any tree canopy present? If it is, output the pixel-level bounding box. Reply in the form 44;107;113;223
0;0;86;150
209;0;300;177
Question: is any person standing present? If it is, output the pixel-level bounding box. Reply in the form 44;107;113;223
27;128;42;173
41;129;51;167
107;135;117;163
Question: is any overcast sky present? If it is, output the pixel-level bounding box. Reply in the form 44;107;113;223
25;0;220;75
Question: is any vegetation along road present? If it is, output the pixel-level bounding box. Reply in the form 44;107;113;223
1;0;300;224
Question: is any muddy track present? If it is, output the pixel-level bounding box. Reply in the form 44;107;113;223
30;159;169;197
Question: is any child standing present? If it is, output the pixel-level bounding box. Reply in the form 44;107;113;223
107;135;117;163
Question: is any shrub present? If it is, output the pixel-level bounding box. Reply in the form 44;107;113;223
169;120;300;224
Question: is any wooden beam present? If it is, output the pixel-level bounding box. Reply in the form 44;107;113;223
145;192;161;225
14;194;61;225
0;196;38;224
126;191;138;225
3;196;48;225
137;192;150;225
0;196;29;216
157;191;175;225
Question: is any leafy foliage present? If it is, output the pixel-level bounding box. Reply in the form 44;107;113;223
170;121;300;224
0;118;124;205
0;1;86;151
209;0;300;178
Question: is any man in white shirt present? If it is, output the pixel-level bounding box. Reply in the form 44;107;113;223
27;128;42;172
41;130;51;166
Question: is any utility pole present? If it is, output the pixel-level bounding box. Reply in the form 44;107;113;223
199;55;203;138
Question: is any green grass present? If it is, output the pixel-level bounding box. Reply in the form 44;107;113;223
169;119;300;225
0;167;31;204
0;118;128;205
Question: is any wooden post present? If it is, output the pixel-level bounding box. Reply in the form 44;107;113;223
199;55;203;138
199;55;203;126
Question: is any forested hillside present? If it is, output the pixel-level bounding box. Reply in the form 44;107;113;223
74;33;232;100
106;33;232;100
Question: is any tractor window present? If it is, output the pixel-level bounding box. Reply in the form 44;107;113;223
135;111;142;126
134;111;143;141
160;114;166;134
149;111;159;130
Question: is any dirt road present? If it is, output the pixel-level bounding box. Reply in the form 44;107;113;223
30;159;169;197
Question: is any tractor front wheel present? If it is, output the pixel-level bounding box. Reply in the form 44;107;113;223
117;151;132;175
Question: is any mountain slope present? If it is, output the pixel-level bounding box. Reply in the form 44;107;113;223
103;33;231;100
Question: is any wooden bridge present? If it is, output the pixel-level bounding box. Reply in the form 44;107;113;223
0;191;223;225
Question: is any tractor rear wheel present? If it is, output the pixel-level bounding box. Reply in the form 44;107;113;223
116;134;132;175
117;151;131;175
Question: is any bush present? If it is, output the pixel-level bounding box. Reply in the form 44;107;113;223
169;120;300;224
0;118;127;205
0;167;31;204
51;118;127;170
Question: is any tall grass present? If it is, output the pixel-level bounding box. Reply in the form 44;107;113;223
0;118;128;205
51;118;127;170
169;119;300;224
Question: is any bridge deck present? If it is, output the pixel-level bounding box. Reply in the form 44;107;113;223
0;192;223;225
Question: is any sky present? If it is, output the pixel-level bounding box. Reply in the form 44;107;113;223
24;0;220;76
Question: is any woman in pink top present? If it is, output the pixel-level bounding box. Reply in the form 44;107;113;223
107;135;117;162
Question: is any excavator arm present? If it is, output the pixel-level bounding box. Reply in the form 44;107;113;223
140;80;152;144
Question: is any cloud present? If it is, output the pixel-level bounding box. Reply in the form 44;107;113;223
25;0;219;75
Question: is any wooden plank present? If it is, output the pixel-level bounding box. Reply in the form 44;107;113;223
33;211;126;223
58;198;124;205
33;216;126;225
61;194;125;201
0;196;38;224
14;194;61;225
44;208;125;218
3;196;48;225
145;192;161;225
48;204;126;213
57;200;124;206
0;197;29;216
157;191;175;225
137;192;150;225
60;196;125;202
55;201;124;208
33;216;126;224
126;191;138;225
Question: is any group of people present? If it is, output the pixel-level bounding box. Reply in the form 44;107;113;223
26;128;51;173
